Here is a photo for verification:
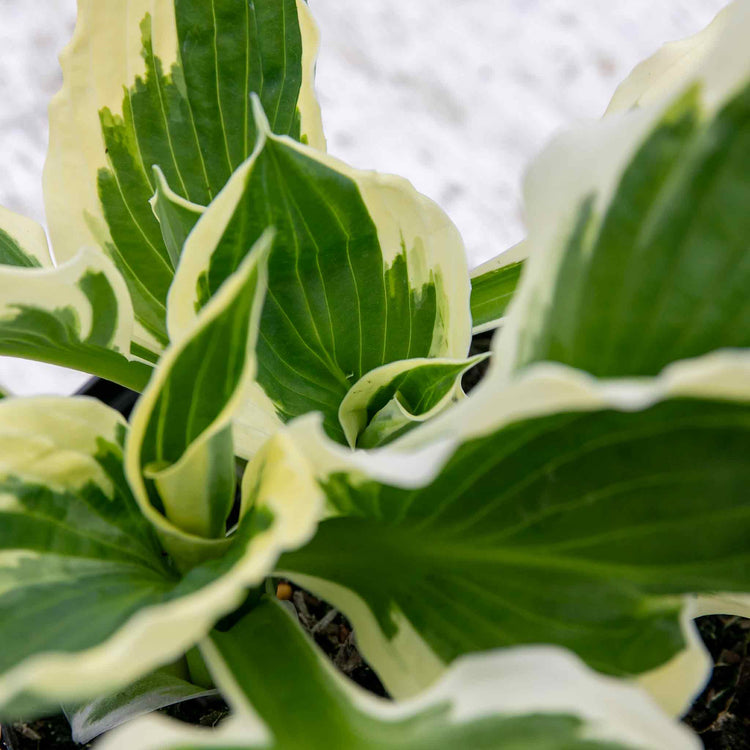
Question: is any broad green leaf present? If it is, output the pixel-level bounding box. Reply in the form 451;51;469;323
97;597;698;750
0;395;321;720
151;167;205;268
45;0;324;353
498;21;750;378
469;242;527;334
276;352;750;716
126;231;272;555
67;667;215;744
170;99;472;449
0;206;151;391
339;355;488;448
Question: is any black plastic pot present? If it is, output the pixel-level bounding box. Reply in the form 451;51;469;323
75;377;139;418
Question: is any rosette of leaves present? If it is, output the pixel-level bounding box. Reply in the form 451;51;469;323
0;226;696;750
0;1;748;748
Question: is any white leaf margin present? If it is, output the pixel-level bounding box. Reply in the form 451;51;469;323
469;240;528;334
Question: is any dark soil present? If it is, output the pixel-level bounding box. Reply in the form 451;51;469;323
685;616;750;749
279;584;387;698
1;716;92;750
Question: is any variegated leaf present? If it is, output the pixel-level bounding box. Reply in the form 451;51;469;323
0;206;151;391
0;397;321;720
170;99;472;450
45;0;324;353
276;352;750;717
97;597;698;750
497;5;750;379
338;355;488;448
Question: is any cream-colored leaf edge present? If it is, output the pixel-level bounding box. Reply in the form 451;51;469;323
338;354;488;448
150;166;206;220
168;97;471;362
98;638;698;750
231;382;285;461
0;397;125;498
0;420;322;713
125;231;273;566
0;246;135;355
607;0;750;115
296;0;326;152
44;0;160;353
470;240;527;280
292;350;750;486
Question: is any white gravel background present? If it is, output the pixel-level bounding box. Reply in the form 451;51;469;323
0;0;729;395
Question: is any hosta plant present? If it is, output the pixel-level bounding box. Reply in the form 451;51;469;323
0;0;748;748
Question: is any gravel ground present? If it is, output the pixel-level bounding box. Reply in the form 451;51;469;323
0;0;729;394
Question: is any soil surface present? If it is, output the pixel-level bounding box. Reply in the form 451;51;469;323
685;616;750;749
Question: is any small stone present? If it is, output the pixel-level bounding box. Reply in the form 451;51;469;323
276;582;293;601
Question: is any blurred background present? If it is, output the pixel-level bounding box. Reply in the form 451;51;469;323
0;0;728;394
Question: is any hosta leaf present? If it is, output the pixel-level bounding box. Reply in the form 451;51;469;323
0;397;321;720
67;668;215;744
276;352;750;716
498;10;750;378
126;231;272;553
469;242;527;334
170;99;472;449
338;355;488;449
98;597;698;750
44;0;324;352
0;207;151;391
